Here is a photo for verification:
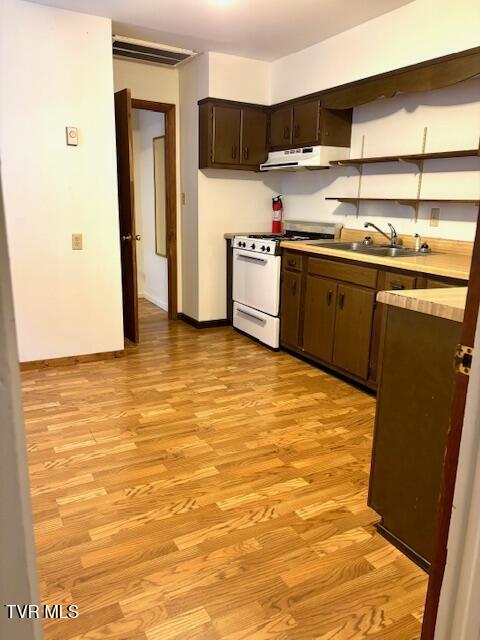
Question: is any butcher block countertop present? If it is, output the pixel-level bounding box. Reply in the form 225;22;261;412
280;239;471;281
377;287;467;322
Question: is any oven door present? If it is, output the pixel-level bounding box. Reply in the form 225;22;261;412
232;249;281;316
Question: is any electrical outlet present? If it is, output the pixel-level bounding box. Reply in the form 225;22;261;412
181;192;186;205
72;233;83;250
430;207;440;227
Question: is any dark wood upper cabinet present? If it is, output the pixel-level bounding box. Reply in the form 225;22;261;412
270;100;351;150
292;100;320;146
303;275;337;363
270;106;293;148
280;270;303;349
212;105;241;165
241;108;268;165
199;99;267;170
332;283;375;380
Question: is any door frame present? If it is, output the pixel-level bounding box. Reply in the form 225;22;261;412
421;206;480;638
131;99;178;320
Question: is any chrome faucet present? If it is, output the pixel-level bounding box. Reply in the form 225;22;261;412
364;221;401;247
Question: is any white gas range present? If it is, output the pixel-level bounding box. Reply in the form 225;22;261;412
232;221;342;349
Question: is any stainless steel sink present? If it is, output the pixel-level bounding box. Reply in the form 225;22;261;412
305;241;377;251
304;240;430;258
360;246;427;257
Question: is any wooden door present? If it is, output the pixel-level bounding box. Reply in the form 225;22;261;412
332;283;375;379
303;275;337;362
212;105;241;164
292;99;320;146
280;270;302;348
114;88;138;344
270;106;293;148
241;108;267;165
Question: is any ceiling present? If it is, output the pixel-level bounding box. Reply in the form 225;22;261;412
28;0;415;61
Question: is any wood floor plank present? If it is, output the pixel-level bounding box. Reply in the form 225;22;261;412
23;300;427;639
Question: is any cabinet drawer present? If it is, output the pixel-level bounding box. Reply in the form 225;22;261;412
308;257;377;288
426;278;456;289
283;252;303;272
383;271;417;291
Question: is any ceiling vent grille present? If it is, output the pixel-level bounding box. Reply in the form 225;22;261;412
112;36;196;67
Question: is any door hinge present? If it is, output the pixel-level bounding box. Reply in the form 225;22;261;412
454;344;474;376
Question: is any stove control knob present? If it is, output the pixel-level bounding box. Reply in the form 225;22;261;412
267;246;271;252
261;245;266;251
251;243;255;249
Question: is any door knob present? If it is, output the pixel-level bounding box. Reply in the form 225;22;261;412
121;234;132;242
135;234;141;241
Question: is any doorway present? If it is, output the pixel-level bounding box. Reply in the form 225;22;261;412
114;90;178;343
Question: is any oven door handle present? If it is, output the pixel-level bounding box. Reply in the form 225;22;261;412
236;252;269;264
236;307;267;323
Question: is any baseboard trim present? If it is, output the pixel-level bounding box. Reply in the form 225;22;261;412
141;292;168;312
20;349;126;371
178;313;230;329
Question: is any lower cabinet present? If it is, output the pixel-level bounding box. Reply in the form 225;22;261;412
368;305;461;569
280;270;303;348
280;252;465;388
303;275;337;362
332;284;375;380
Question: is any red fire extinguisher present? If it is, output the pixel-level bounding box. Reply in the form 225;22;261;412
272;195;283;234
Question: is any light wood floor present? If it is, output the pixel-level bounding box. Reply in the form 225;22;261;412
22;299;427;639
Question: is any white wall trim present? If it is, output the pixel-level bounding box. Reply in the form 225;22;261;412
140;292;168;312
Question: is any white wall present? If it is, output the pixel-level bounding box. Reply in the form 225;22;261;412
280;79;480;241
113;58;182;312
207;52;270;104
271;0;480;103
179;52;280;321
132;110;168;310
0;0;124;362
198;170;280;320
178;54;209;320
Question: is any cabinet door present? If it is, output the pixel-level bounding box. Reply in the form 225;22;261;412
292;100;320;146
270;106;293;148
212;105;241;164
303;276;337;362
332;284;375;379
280;270;302;348
241;108;267;165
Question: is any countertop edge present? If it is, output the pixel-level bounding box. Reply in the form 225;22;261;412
377;288;467;322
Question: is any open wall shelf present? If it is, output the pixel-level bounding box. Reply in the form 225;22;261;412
330;148;480;168
325;197;480;218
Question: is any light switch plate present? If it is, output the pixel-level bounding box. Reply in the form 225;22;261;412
72;233;83;250
66;127;78;146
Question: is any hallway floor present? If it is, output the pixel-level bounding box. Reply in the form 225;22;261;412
22;300;427;639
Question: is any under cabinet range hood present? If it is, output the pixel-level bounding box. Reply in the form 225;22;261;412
260;145;350;171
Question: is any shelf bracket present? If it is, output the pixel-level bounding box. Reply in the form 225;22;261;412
355;135;366;218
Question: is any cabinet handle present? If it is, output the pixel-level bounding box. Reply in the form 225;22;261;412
294;124;300;138
327;289;333;306
292;280;297;296
283;126;290;140
231;145;238;159
390;281;405;290
339;292;345;309
288;259;296;267
243;147;249;160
